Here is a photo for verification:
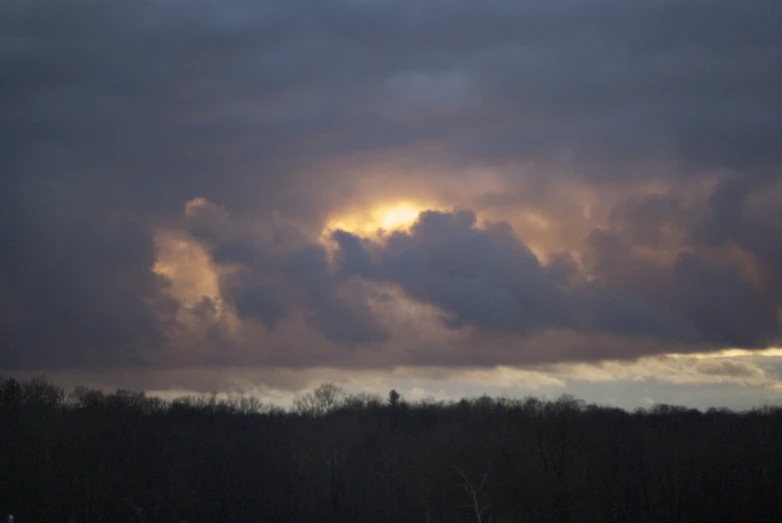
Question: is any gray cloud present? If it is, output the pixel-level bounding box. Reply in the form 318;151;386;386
586;179;782;350
673;253;779;348
694;359;765;379
333;211;701;349
0;180;175;370
193;212;389;346
4;1;780;203
1;0;781;375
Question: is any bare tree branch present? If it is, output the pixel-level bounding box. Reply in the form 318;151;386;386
452;464;492;523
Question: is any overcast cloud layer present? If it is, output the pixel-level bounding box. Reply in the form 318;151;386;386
2;0;781;400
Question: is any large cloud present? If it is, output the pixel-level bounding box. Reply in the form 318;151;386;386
586;180;782;349
1;0;781;383
4;1;780;203
0;180;175;370
332;209;780;353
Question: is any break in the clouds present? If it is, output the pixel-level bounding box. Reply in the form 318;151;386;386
2;0;782;404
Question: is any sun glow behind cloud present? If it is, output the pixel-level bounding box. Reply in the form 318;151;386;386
140;197;782;410
323;201;441;239
378;204;421;231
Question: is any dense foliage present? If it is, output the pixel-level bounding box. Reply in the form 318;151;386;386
2;376;781;522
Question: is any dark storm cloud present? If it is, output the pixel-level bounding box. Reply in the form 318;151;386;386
286;244;389;344
2;0;782;371
694;177;782;304
331;211;705;349
586;181;782;350
0;180;175;370
233;283;285;329
190;210;389;345
4;0;780;204
673;253;779;348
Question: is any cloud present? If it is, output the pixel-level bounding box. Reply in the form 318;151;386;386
334;211;562;335
549;354;773;387
0;180;175;370
333;210;709;349
585;183;782;349
4;0;780;207
694;359;765;379
187;204;389;347
1;0;781;399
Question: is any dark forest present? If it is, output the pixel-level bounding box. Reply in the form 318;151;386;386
2;376;781;522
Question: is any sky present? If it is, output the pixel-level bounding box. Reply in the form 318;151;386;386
2;0;782;409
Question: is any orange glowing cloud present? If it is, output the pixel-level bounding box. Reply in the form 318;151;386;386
324;201;444;239
153;231;222;307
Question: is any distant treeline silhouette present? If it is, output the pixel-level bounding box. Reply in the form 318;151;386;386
1;376;781;522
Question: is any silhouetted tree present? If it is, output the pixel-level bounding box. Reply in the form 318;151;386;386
388;389;400;407
1;377;781;522
294;382;344;416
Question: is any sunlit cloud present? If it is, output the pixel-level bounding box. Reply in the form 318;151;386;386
546;352;779;387
153;231;222;309
667;347;782;359
324;200;445;239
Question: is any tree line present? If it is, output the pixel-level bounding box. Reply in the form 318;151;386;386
1;376;781;522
